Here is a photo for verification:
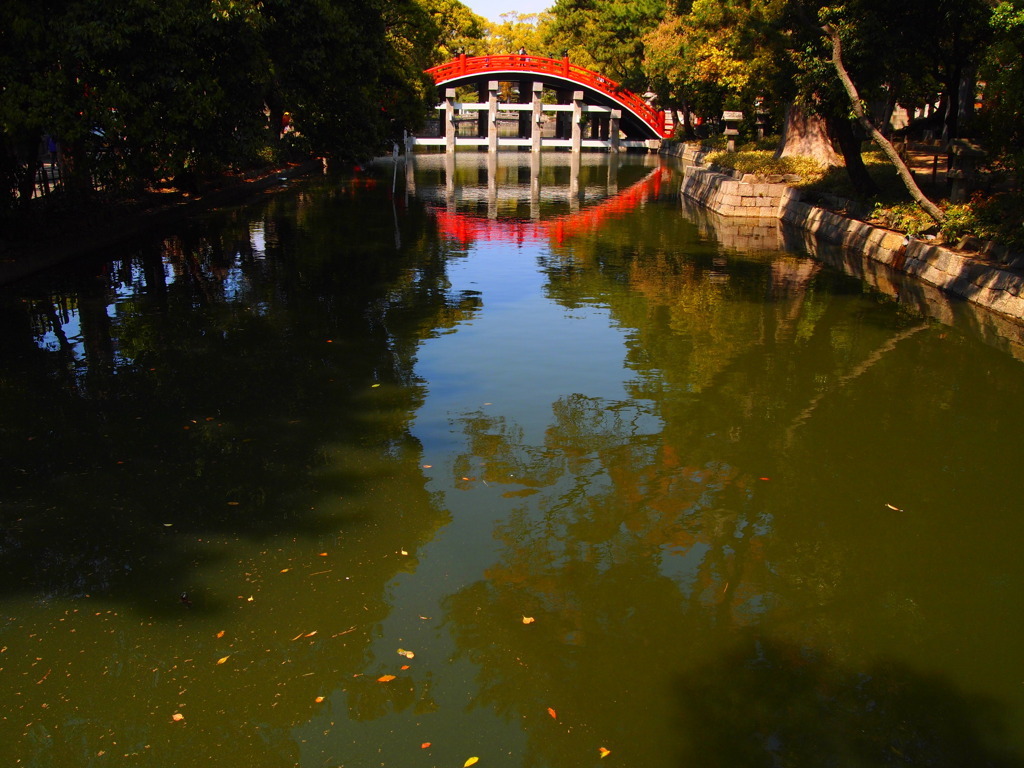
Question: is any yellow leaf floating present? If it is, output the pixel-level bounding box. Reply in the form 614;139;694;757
522;616;535;624
599;747;611;758
216;656;230;665
464;759;479;767
397;648;415;659
547;707;557;719
172;713;184;722
315;696;325;703
377;674;396;682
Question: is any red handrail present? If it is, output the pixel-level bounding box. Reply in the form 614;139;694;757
425;55;670;138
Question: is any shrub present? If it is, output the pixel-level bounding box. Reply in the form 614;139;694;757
704;149;827;185
869;201;936;237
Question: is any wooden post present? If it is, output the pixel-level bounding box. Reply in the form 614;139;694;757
532;82;543;154
488;80;499;153
571;90;583;154
610;109;621;153
445;88;456;153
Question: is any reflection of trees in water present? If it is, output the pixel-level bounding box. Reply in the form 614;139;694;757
445;389;774;766
676;633;1024;768
0;178;473;607
440;223;1024;765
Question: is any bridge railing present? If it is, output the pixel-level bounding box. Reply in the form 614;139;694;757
425;54;668;138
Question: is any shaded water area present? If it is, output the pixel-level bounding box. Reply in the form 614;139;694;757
2;152;1024;768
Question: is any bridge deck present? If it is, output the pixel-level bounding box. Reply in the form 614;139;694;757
421;55;671;149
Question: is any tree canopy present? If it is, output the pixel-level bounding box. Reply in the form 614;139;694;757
1;0;465;210
4;0;1022;214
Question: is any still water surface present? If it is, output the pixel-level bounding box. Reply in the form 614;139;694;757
2;153;1024;767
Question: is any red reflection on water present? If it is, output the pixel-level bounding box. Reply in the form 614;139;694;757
431;166;670;247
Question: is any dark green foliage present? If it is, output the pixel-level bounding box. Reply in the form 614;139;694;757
0;0;440;210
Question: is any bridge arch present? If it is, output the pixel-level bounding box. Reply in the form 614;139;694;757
425;55;669;141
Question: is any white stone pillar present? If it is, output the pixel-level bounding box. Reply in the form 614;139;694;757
488;80;499;153
445;88;456;153
531;82;544;154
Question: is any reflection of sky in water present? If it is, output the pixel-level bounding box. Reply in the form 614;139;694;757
412;240;660;448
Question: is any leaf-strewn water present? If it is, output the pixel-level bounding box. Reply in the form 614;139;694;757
2;153;1023;767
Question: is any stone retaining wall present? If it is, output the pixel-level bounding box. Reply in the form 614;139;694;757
662;142;1024;322
680;166;799;218
781;200;1024;319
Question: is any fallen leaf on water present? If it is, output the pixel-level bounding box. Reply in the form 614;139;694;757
304;631;317;638
377;674;396;682
371;383;381;388
522;616;535;624
759;477;771;482
401;665;410;670
599;747;611;758
420;742;431;749
216;656;230;665
547;707;557;719
291;632;305;641
885;503;902;511
464;758;479;767
319;552;328;557
215;630;225;639
397;649;415;659
246;596;254;602
315;696;325;703
227;501;240;506
172;713;184;722
422;464;432;469
280;568;290;573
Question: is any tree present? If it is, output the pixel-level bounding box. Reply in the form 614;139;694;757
484;11;557;56
548;0;666;91
417;0;488;60
643;0;786;138
977;1;1024;181
0;0;441;210
821;20;944;222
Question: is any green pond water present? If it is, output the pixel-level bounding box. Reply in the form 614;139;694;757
2;153;1024;768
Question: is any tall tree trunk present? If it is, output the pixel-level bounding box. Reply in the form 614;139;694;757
775;103;843;166
828;116;878;197
823;23;944;225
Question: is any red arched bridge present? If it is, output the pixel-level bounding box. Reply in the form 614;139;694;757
416;54;671;151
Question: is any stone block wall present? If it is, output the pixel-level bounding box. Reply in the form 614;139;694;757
781;200;1024;319
680;166;799;219
662;141;1024;322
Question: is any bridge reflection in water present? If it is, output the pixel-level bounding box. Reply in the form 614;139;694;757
405;151;670;246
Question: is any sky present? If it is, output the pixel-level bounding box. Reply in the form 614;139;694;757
462;0;552;23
